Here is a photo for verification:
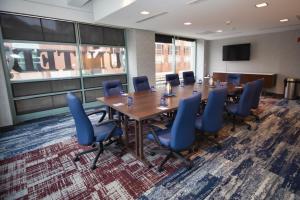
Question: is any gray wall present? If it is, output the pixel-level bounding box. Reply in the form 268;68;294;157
207;29;300;94
126;29;155;92
0;55;13;127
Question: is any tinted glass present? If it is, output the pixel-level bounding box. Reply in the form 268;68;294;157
1;14;43;41
4;42;79;81
41;19;76;43
80;45;126;76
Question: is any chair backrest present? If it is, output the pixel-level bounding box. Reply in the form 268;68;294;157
133;76;151;92
103;80;123;97
202;88;227;133
183;71;195;85
170;93;201;151
67;92;94;146
166;74;180;86
237;82;256;117
227;74;241;86
252;79;264;109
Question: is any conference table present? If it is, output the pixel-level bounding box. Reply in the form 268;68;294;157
97;83;241;164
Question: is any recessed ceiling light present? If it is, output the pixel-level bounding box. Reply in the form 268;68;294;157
280;18;289;22
216;30;223;33
140;11;150;15
225;20;232;25
184;22;192;25
255;2;268;8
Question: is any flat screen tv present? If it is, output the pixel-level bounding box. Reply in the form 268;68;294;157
223;43;251;61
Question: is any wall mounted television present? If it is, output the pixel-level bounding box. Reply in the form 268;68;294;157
222;43;251;61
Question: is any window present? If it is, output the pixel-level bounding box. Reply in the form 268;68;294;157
0;13;128;121
155;42;174;85
80;45;126;76
175;39;195;76
155;34;196;85
4;42;79;81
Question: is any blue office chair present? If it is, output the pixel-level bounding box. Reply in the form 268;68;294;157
227;74;241;86
67;92;123;170
147;93;201;172
103;80;123;97
133;76;151;92
226;82;256;131
166;74;180;86
195;88;227;147
183;71;196;85
251;79;264;121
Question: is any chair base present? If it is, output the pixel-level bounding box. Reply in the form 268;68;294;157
74;138;121;170
250;111;260;122
196;133;222;150
230;115;252;132
150;147;193;172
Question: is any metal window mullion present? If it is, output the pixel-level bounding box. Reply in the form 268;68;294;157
74;22;86;104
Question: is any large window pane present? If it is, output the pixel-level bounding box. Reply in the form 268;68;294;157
155;42;174;86
4;42;79;81
80;45;126;76
175;39;196;77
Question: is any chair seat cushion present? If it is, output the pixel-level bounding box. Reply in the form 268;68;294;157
93;123;123;142
147;128;171;148
227;104;238;114
195;115;203;131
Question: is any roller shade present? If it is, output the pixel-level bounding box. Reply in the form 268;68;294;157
41;19;76;43
79;23;125;46
155;34;173;43
0;13;76;43
0;13;44;41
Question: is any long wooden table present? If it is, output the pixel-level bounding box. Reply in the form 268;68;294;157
97;84;240;164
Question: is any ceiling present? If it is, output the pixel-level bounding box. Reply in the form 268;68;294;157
94;0;300;40
1;0;300;40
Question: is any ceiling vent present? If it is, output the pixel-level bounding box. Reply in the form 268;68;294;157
196;31;214;35
186;0;208;5
136;12;168;23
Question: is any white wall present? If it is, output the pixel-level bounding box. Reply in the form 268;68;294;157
195;39;209;81
207;29;300;94
126;29;155;92
0;55;13;127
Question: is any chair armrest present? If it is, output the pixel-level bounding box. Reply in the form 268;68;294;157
87;110;106;123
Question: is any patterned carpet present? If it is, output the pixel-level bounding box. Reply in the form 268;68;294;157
140;99;300;200
0;97;299;199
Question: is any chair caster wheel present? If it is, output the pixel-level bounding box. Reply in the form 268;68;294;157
73;157;80;162
157;167;164;172
150;152;156;156
91;165;97;170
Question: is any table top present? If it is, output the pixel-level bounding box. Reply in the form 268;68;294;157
97;84;240;121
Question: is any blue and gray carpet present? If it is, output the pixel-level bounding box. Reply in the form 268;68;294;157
0;98;299;199
140;99;300;199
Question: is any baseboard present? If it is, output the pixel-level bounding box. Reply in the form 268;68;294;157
0;125;14;132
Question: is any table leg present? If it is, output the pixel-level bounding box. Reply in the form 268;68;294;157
138;120;144;160
123;115;129;146
108;107;113;120
134;120;140;157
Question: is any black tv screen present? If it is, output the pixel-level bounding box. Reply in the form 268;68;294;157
223;43;251;61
